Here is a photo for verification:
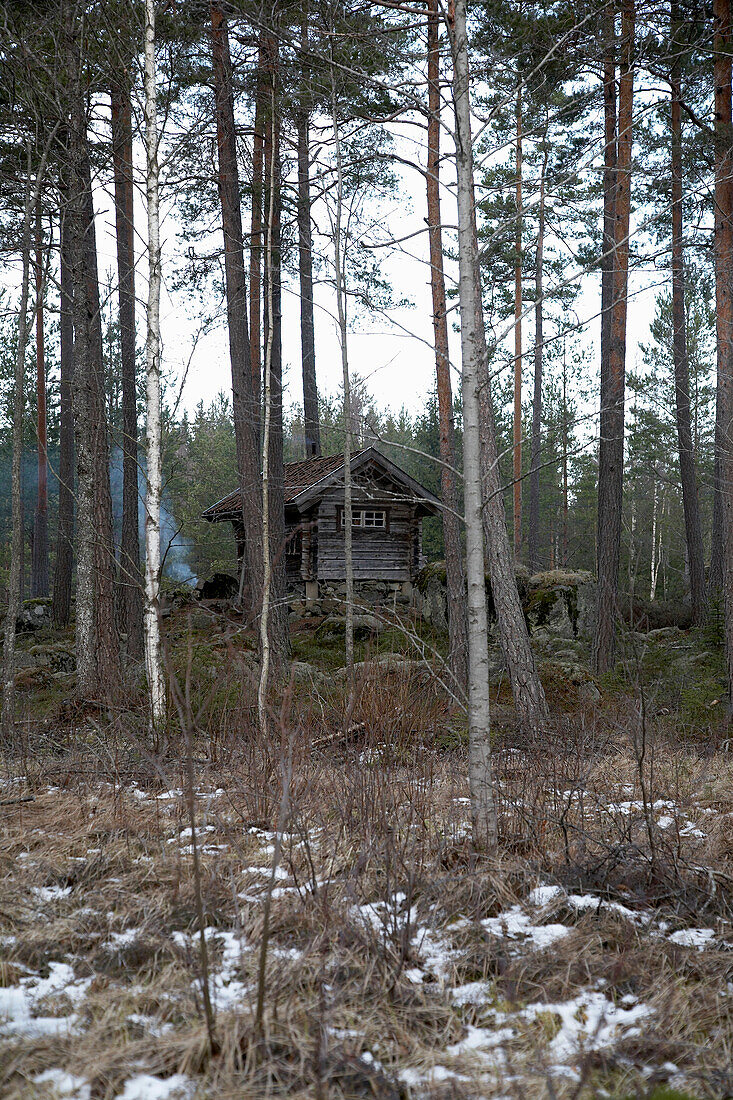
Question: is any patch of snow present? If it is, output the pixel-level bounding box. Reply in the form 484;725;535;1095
127;1013;174;1037
668;928;715;949
522;991;653;1062
566;894;648;924
451;981;492;1005
33;885;72;903
482;906;570;950
446;1023;514;1059
528;884;565;907
34;1069;91;1099
115;1074;194;1100
105;929;142;950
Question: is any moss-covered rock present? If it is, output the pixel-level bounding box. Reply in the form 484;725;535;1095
415;563;596;642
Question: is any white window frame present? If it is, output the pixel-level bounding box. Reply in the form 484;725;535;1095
339;507;387;529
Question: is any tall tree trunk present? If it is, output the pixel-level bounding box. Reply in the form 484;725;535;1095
67;22;121;697
298;9;320;459
601;10;618;391
53;207;74;628
263;37;290;666
513;82;523;559
561;338;568;566
528;122;548;574
594;0;634;675
330;51;355;684
711;0;733;598
449;0;500;852
670;1;707;625
1;158;34;742
426;0;467;694
443;29;549;736
649;474;659;601
31;204;49;598
111;68;144;658
143;0;166;727
713;0;733;708
250;28;266;411
210;0;263;618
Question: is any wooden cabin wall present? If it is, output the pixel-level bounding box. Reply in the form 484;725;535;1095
316;486;413;581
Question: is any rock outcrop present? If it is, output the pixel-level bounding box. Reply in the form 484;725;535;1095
415;564;596;642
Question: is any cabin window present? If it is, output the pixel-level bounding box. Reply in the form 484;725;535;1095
338;508;387;529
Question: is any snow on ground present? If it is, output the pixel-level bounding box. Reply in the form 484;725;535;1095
3;781;730;1097
115;1075;194;1100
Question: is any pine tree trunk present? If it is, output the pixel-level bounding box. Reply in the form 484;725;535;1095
31;205;49;598
264;50;290;666
67;24;120;697
449;0;499;852
670;4;707;625
594;0;634;675
513;83;523;559
143;0;166;727
528;128;548;574
298;9;320;459
53;206;74;628
111;69;144;658
426;0;467;694
1;160;34;743
210;0;263;618
601;11;617;394
250;30;267;413
713;0;733;709
330;56;355;684
711;0;733;605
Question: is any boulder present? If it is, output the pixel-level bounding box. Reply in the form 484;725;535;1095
415;564;596;643
315;613;382;642
524;571;596;640
197;573;238;600
289;661;327;686
16;599;52;633
27;643;75;673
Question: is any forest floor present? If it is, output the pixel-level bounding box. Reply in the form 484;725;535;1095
1;599;733;1099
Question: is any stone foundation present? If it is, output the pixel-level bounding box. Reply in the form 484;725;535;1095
288;579;414;620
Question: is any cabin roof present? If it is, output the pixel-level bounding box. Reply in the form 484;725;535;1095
201;446;440;520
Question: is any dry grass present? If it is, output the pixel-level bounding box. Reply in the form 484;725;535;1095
1;637;732;1099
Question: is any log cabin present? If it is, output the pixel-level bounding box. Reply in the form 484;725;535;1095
201;447;440;602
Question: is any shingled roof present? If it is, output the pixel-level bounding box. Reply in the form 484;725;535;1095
202;446;440;521
202;450;369;519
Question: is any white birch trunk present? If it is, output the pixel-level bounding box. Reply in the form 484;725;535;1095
258;83;277;738
649;475;659;602
143;0;165;726
448;0;497;853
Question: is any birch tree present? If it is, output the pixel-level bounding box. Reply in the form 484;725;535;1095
143;0;165;726
447;0;497;852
